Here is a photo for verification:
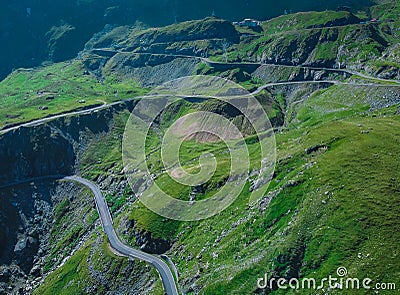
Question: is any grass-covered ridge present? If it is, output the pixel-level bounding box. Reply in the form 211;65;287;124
0;60;147;129
261;10;360;34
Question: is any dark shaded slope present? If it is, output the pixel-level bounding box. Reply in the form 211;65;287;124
0;0;373;80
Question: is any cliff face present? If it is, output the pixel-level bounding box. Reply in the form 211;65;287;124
0;181;56;275
0;100;136;185
0;101;134;293
0;127;75;185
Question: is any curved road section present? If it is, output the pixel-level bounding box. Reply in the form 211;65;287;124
64;176;178;295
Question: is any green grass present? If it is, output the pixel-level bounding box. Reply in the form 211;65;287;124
261;11;356;35
24;4;400;293
292;84;380;127
129;203;182;239
35;244;91;295
43;185;97;273
369;0;400;20
295;117;400;293
209;2;400;77
370;60;400;70
0;60;147;129
314;40;339;61
74;73;400;293
120;72;399;293
172;114;400;294
80;110;130;180
36;179;160;295
105;185;132;214
35;232;159;295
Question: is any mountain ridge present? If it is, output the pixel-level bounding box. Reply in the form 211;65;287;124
0;1;399;294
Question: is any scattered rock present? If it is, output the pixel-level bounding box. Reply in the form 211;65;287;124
305;144;328;155
135;231;171;254
29;265;41;277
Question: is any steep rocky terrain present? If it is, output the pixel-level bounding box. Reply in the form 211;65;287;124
0;102;139;294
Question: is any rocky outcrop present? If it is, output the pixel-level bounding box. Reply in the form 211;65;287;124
306;12;360;29
102;53;201;87
126;18;239;50
46;23;84;62
0;100;135;293
135;231;172;255
253;64;351;82
0;127;75;185
0;182;56;294
81;18;239;85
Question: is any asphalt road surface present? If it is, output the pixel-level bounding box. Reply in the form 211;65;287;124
0;175;179;294
64;176;179;295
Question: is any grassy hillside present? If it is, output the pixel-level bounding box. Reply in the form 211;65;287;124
2;2;399;130
0;61;147;129
67;78;400;294
0;1;398;294
219;3;400;79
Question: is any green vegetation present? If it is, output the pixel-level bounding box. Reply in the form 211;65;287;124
128;17;238;44
80;110;130;180
109;78;399;293
36;180;158;295
21;1;400;293
43;185;97;273
195;62;263;91
35;233;157;295
73;73;399;293
0;60;147;129
105;186;133;214
261;10;358;34
207;1;400;81
35;244;91;295
174;109;400;295
369;0;400;20
129;203;182;240
314;36;339;61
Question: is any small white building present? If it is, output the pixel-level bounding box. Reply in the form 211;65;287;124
234;18;261;27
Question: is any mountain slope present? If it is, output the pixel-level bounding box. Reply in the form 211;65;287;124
0;1;399;294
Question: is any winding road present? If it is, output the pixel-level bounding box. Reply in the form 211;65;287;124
0;52;399;295
0;175;179;295
1;20;399;137
90;48;400;84
1;18;399;293
64;176;179;295
0;99;135;136
1;74;398;137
